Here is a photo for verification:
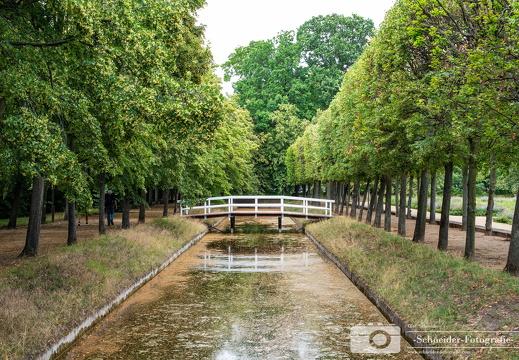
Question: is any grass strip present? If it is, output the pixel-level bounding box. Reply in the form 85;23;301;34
0;217;206;360
306;217;519;360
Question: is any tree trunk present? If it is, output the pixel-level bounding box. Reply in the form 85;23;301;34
41;181;49;224
407;175;413;219
350;181;359;218
342;182;347;210
462;165;468;231
398;174;407;236
413;170;428;243
173;189;179;214
162;189;169;217
99;173;106;235
336;182;342;205
67;201;77;245
395;176;399;217
344;182;351;216
19;176;45;257
122;192;131;229
154;187;159;204
366;177;378;224
339;183;347;215
485;155;495;235
63;199;69;221
51;185;55;222
429;171;437;225
138;189;146;224
384;175;392;232
358;180;370;222
336;182;343;211
416;175;421;211
504;187;519;276
7;175;24;229
464;139;477;260
438;162;453;251
313;180;321;199
0;97;6;121
0;97;6;143
374;176;385;228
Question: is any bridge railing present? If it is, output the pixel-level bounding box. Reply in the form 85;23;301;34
180;195;334;218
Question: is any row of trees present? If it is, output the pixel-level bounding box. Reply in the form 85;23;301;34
223;14;375;193
286;0;519;275
0;1;257;256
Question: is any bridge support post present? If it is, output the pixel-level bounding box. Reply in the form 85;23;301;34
278;216;282;233
230;215;236;234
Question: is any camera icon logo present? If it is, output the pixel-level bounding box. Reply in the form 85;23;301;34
350;325;401;354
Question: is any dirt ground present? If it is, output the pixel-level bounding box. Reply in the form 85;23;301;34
0;206;170;270
386;215;511;271
0;206;512;272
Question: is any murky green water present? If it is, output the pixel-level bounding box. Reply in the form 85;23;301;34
63;217;421;359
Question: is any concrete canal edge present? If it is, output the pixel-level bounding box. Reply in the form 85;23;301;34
40;218;225;360
293;217;445;360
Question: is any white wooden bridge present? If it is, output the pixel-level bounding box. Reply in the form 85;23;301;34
180;195;335;220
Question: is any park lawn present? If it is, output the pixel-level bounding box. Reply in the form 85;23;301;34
0;213;65;228
0;209;99;228
0;216;206;360
307;217;519;360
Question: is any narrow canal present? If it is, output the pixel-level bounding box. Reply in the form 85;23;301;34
62;217;422;359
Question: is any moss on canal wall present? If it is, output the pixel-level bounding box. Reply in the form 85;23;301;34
0;217;206;360
306;217;519;360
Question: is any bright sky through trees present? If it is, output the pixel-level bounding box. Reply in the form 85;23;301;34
197;0;396;94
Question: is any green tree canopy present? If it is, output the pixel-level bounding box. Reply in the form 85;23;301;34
222;13;374;193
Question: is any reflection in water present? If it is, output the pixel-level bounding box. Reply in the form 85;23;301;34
197;244;312;273
62;217;421;360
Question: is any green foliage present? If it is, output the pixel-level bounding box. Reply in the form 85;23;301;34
224;14;374;131
254;104;309;193
174;96;259;199
285;0;519;200
223;32;302;132
297;14;375;112
0;0;237;224
493;216;513;225
286;114;326;185
284;1;519;276
223;14;373;193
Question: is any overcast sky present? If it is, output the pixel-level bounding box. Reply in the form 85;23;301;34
197;0;396;94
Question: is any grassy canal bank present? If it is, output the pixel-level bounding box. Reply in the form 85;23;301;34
306;217;519;360
0;217;206;359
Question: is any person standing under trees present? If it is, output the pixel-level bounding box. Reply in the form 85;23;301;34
105;189;117;226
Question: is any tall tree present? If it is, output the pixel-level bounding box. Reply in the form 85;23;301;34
296;14;375;114
224;14;374;193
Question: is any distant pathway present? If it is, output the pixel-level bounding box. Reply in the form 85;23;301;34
400;206;512;235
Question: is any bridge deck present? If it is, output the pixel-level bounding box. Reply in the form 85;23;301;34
180;196;334;219
183;210;332;219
